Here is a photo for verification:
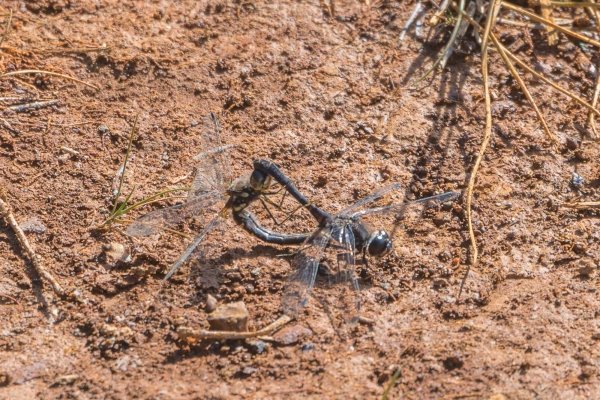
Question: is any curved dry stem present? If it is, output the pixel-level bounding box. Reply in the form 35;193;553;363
459;0;499;298
0;69;99;91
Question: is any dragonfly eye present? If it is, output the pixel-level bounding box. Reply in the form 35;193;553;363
367;230;393;258
249;169;268;191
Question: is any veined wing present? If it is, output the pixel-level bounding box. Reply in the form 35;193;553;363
163;215;224;281
189;113;233;199
338;183;402;218
125;192;224;237
282;228;330;318
349;191;459;219
329;221;361;325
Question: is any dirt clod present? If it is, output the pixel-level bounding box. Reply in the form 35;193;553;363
207;302;249;332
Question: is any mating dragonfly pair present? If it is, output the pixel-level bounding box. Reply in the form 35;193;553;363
126;113;459;324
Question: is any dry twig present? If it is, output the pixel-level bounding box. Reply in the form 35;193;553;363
0;190;64;297
177;315;292;340
563;201;600;209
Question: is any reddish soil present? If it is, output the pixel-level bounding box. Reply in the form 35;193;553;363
1;0;599;398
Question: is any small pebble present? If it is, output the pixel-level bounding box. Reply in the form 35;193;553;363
301;342;315;352
206;294;218;313
98;125;109;134
572;173;585;188
247;340;266;354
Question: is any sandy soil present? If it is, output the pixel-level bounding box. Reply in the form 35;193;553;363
1;0;599;398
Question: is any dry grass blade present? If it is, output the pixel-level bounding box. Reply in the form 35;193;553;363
461;5;600;127
176;315;293;340
550;1;600;6
459;0;499;298
414;0;466;84
381;368;402;400
496;41;600;120
491;34;559;151
0;69;99;91
0;9;12;48
504;2;600;47
563;201;600;209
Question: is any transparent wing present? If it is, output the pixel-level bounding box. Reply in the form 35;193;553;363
163;215;224;281
125;193;224;237
329;221;361;325
339;182;402;218
282;228;330;318
349;191;460;219
188;113;233;199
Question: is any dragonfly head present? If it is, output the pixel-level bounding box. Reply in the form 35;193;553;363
249;169;272;192
366;230;393;258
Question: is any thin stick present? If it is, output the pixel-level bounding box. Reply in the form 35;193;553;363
0;293;18;303
0;9;12;48
496;42;600;120
503;2;600;48
551;1;600;6
0;190;64;297
588;69;600;138
491;33;559;151
177;314;293;340
39;46;109;54
399;2;423;42
459;0;498;298
0;70;99;91
563;201;600;209
8;100;58;112
455;2;600;121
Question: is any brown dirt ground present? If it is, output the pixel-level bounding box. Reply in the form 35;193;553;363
1;0;600;398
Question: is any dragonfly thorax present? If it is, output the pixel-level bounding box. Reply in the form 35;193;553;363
366;230;393;258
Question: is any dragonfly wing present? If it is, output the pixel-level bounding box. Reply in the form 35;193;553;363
330;221;361;325
350;191;460;219
189;113;233;199
282;228;330;318
339;182;402;218
163;215;224;281
125;194;224;237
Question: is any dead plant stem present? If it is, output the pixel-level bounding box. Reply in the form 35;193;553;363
460;0;499;298
0;190;64;297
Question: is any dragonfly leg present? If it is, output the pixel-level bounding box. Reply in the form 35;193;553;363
259;195;312;226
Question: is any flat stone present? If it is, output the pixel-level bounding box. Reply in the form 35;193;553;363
273;324;312;345
207;302;248;332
